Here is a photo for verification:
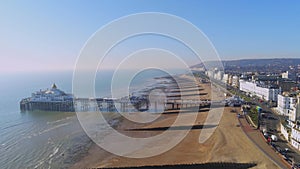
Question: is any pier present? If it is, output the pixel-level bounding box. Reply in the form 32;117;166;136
20;81;239;113
20;96;228;113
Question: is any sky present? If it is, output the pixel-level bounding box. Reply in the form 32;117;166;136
0;0;300;73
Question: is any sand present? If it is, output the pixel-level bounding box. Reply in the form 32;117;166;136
72;76;279;169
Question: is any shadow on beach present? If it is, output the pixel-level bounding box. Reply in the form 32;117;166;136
98;162;257;169
162;108;210;114
125;124;217;131
167;93;208;98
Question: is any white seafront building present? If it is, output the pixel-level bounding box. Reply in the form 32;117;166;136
239;80;281;102
232;75;240;88
277;93;297;118
282;71;290;79
215;71;224;81
276;93;300;151
292;125;300;150
205;70;239;88
223;74;229;84
290;98;300;150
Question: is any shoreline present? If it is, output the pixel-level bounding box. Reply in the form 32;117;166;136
70;75;190;168
70;75;178;168
71;75;279;169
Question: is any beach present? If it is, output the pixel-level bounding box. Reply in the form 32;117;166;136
72;75;279;169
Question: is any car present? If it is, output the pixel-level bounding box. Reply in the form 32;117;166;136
294;163;300;168
268;116;276;120
284;148;289;152
285;158;293;165
271;135;278;142
275;146;282;152
282;154;288;159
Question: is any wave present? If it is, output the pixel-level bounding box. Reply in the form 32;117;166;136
33;159;45;169
38;123;70;135
49;146;60;158
33;141;62;169
1;120;33;130
47;116;72;125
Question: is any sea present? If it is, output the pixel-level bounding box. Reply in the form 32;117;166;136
0;69;184;169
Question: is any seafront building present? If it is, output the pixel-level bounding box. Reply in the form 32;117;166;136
205;70;214;79
292;125;300;150
232;75;239;88
282;71;291;79
277;93;300;151
205;70;240;88
223;74;229;84
290;97;300;150
239;80;281;102
277;93;297;119
282;71;297;81
214;71;224;81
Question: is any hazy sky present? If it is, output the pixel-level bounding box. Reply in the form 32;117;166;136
0;1;300;73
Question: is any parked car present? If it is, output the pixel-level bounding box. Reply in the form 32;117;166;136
271;135;278;142
263;132;269;138
275;146;282;152
284;148;289;152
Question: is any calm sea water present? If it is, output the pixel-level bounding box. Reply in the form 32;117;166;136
0;69;183;169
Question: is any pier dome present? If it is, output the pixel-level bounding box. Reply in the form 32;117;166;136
44;83;66;96
51;83;57;89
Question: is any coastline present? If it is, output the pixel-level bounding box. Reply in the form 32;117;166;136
71;75;279;169
70;75;183;168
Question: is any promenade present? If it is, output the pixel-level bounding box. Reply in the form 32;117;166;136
239;114;289;169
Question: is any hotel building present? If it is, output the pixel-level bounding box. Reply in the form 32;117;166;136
239;80;281;102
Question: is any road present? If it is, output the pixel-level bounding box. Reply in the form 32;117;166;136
198;73;299;168
249;96;300;167
238;113;289;169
